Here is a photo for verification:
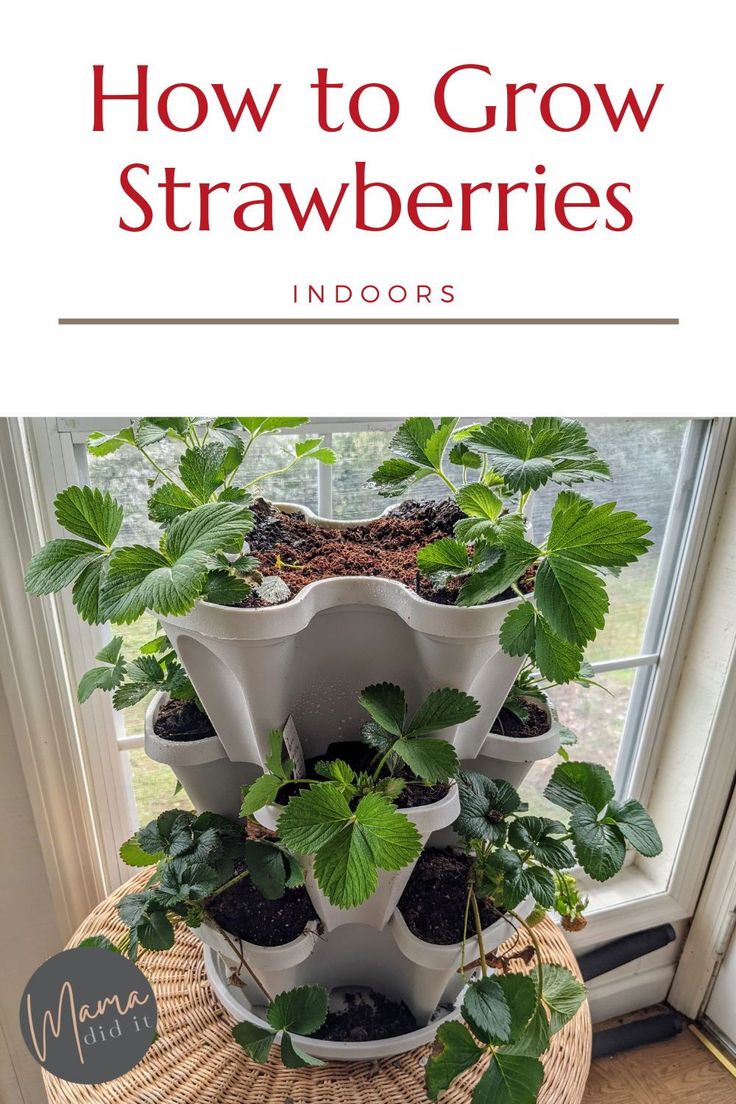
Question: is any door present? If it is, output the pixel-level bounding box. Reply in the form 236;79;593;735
705;930;736;1055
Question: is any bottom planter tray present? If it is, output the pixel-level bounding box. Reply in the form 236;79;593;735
203;944;467;1062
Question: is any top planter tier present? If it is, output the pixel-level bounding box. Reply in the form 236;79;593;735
159;503;525;766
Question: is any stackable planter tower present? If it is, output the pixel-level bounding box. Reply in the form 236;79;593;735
23;417;657;1082
150;503;557;1061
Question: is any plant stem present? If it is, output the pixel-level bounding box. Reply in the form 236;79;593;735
470;890;488;978
242;455;301;491
459;881;473;977
436;468;458;495
203;868;251;905
218;927;274;1003
139;447;178;486
510;910;544;998
371;745;398;782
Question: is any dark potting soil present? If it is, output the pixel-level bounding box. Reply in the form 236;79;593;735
206;869;318;947
491;701;550;739
398;847;505;945
241;497;534;607
313;991;417;1042
283;740;450;810
153;698;217;742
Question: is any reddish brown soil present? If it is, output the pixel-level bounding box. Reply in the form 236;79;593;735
153;698;216;742
243;498;532;607
398;847;505;945
491;700;550;739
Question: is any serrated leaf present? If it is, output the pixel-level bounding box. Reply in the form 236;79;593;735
544;762;615;814
78;935;121;954
361;720;396;755
25;539;105;595
407;687;480;736
78;647;127;703
369;457;430;492
267;985;329;1035
358;683;406;737
455;772;521;843
456;484;503;520
499;603;537;657
535;558;608;647
473;1054;544;1104
278;785;353;854
102;545;209;623
135;418;173;447
135;910;175;952
508;818;576;869
313;825;378;908
232;1021;275;1063
244;840;287;900
394;736;459;783
71;556;110;624
469;418;609;496
87;427;136;456
425;1021;484;1100
417;537;470;577
157;858;221;902
54;486;123;547
546;497;652;568
264;728;289;779
120;837;162;867
280;1032;325;1067
532;616;584;684
165;502;253;558
462;976;513;1044
607;799;662;857
540;965;586;1033
202;570;253;606
118;892;154;927
449;441;483;469
148;483;198;524
570;805;626;880
457;534;540;607
314;759;357;793
179;443;228;503
242;772;286;816
501;1004;550;1058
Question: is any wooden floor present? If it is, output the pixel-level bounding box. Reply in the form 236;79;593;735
583;1026;735;1103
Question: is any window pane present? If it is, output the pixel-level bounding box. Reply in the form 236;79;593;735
520;668;635;818
125;749;193;825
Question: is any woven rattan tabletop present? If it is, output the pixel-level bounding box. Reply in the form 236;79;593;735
43;871;591;1104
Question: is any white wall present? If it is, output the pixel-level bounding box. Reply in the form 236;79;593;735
0;677;64;1104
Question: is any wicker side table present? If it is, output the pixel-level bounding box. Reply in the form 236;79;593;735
43;871;591;1104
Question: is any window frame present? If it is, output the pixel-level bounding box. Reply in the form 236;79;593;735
11;415;735;957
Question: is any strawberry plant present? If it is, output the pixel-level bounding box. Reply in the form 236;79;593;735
370;417;652;683
240;682;481;910
24;417;334;704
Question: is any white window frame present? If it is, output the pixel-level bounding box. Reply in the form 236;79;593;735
4;415;736;967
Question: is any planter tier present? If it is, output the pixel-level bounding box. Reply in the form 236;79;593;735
388;893;535;1023
144;692;261;819
461;699;563;790
255;784;461;931
192;918;320;1006
158;502;526;769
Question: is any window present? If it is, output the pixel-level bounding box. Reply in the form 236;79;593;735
61;417;709;827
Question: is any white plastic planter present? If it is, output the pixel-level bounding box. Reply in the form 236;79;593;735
389;893;536;1024
158;502;525;769
463;699;562;790
255;784;461;931
144;692;262;819
204;937;467;1062
192;917;320;1006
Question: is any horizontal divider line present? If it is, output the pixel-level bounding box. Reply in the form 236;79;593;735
58;317;679;326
